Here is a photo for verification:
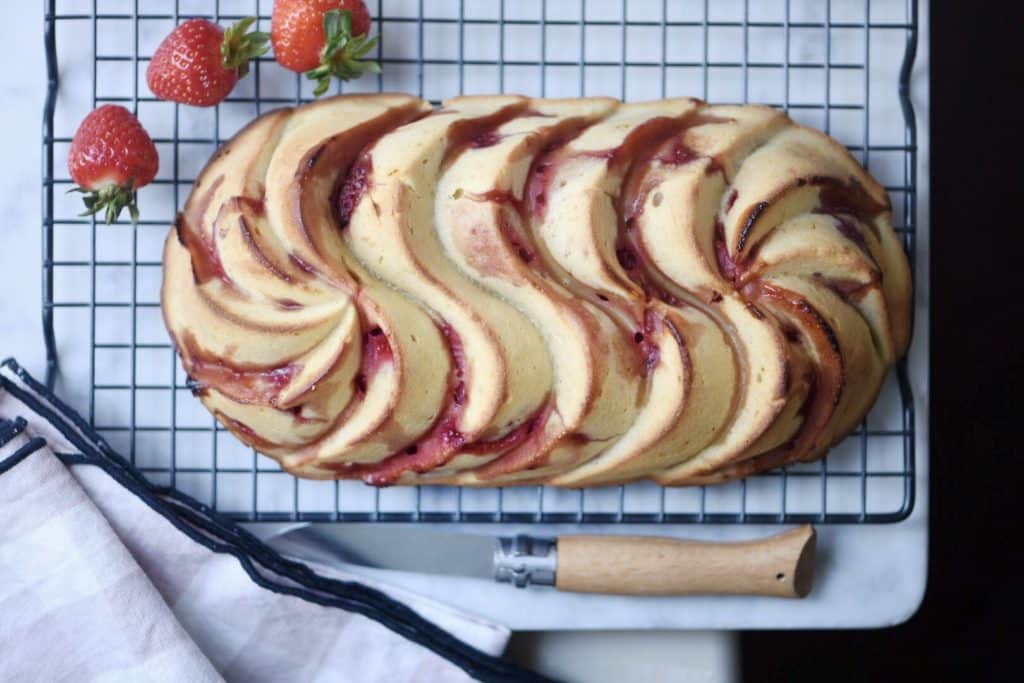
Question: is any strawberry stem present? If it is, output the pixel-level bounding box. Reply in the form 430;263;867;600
221;16;269;80
306;10;381;97
69;180;140;225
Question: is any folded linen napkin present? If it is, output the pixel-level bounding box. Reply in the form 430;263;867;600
0;359;541;683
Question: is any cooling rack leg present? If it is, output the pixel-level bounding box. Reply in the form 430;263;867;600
42;0;59;390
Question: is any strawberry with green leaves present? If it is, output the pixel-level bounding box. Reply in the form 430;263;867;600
147;17;269;107
67;105;159;225
271;0;380;96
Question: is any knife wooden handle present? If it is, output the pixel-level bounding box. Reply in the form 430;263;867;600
554;525;815;598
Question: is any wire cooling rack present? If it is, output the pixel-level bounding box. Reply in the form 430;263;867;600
42;0;917;524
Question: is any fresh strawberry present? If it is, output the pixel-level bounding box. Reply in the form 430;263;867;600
67;105;159;224
147;17;268;107
271;0;379;96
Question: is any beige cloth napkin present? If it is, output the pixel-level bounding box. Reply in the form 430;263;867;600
0;361;517;682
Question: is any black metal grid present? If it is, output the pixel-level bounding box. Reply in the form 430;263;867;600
41;0;918;524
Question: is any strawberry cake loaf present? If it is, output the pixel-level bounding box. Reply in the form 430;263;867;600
161;94;911;487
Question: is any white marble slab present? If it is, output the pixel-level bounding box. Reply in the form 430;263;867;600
0;0;929;632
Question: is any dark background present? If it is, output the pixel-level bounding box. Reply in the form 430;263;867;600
742;3;1023;680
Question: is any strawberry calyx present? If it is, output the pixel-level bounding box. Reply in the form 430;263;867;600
221;16;270;80
70;179;141;225
306;9;380;97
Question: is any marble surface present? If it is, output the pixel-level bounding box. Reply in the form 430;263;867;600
0;4;47;379
506;630;739;683
1;0;929;640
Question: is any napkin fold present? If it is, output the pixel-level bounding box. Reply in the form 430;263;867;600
0;359;543;683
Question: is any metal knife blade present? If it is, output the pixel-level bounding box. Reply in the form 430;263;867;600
264;524;499;580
